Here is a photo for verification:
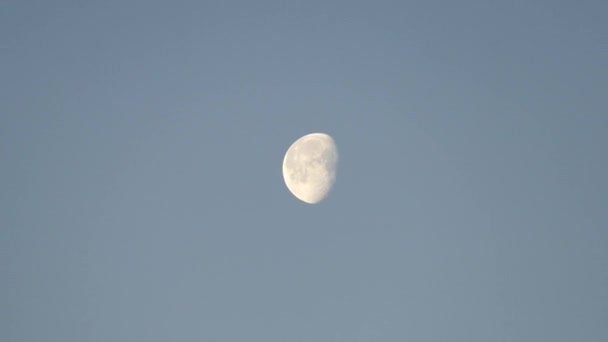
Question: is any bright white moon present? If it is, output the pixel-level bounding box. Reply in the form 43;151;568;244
282;133;338;204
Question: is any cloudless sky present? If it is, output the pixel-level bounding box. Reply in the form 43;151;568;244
2;1;607;341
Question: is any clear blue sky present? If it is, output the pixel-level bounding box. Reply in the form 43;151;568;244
2;1;607;341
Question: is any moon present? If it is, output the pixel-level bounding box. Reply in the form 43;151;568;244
282;133;338;204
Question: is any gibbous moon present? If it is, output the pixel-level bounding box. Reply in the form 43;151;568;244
282;133;338;204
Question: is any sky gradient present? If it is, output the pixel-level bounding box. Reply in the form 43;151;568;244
2;1;607;341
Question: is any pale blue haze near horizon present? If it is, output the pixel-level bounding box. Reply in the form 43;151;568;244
2;0;607;341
